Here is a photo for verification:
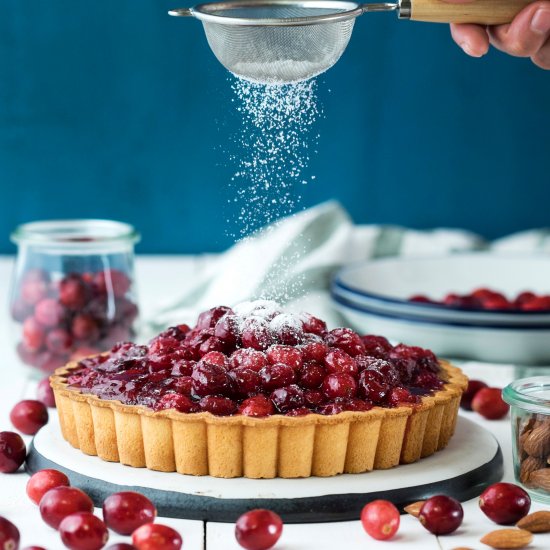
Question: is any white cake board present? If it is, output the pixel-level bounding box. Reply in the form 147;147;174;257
27;416;502;523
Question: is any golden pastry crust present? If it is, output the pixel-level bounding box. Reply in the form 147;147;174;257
50;359;467;479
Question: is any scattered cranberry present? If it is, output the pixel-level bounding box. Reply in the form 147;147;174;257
0;516;20;550
103;492;156;535
59;512;109;550
418;495;463;535
27;469;70;505
235;509;283;550
471;388;509;420
10;399;49;435
360;500;400;541
36;377;57;408
479;482;531;525
132;523;182;550
0;431;26;473
39;486;94;529
460;379;489;411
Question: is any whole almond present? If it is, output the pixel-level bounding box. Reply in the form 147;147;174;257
517;510;550;533
529;468;550;491
520;456;546;483
404;500;424;518
480;528;533;549
523;423;550;457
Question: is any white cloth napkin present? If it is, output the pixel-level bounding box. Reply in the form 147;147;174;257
146;201;550;335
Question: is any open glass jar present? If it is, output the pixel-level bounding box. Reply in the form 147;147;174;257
10;220;140;375
503;377;550;503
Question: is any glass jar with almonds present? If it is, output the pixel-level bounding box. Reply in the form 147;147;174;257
503;377;550;503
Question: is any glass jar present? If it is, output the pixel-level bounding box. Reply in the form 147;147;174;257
503;377;550;503
10;220;140;376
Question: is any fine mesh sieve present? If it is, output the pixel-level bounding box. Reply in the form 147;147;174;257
170;0;532;84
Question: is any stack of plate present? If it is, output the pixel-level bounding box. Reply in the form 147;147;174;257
331;253;550;365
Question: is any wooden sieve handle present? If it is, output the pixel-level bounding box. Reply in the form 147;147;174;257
406;0;533;24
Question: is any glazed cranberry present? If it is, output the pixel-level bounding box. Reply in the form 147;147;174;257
132;523;182;550
324;349;357;376
386;387;417;407
170;359;194;377
326;328;366;357
322;373;357;400
199;396;237;415
270;314;304;345
300;342;328;362
285;407;311;416
460;379;489;411
0;516;20;550
479;483;531;524
172;376;194;395
197;306;233;330
229;367;262;397
23;317;46;352
238;395;275;417
360;500;400;541
318;402;346;415
345;398;373;411
148;337;180;356
191;362;231;397
361;335;392;359
46;328;73;354
230;349;268;372
27;469;70;505
35;298;65;327
36;377;57;407
59;276;88;310
300;312;327;336
235;509;283;550
260;363;295;392
199;336;225;356
298;362;326;389
103;491;156;535
59;512;109;550
522;295;550;310
0;431;26;473
156;393;197;413
304;390;325;408
364;359;400;386
418;495;463;535
241;318;273;350
266;345;303;370
200;351;228;369
72;314;100;343
213;314;240;346
471;388;509;420
40;486;94;529
94;269;131;298
411;371;442;391
358;370;389;404
10;399;49;435
270;385;305;413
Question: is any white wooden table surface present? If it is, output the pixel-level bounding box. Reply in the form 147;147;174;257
0;255;548;550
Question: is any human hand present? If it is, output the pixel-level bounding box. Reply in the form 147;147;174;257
448;0;550;68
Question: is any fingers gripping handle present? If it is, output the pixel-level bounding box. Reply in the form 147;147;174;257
400;0;533;24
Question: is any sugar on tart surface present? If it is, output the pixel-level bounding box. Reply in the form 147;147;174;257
51;301;468;479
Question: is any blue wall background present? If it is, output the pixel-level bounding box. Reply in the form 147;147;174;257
0;1;549;254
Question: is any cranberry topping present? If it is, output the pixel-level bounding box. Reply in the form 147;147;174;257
191;363;232;397
270;385;305;413
326;327;366;357
260;363;296;392
298;362;326;389
199;396;237;415
322;373;357;400
238;395;275;417
324;349;358;376
266;345;303;370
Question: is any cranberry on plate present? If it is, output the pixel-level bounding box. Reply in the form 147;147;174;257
479;482;531;524
102;492;157;535
39;486;94;529
59;512;109;550
0;431;26;473
418;495;464;535
10;399;49;435
27;468;70;505
132;523;182;550
0;516;20;550
360;499;400;540
235;509;283;550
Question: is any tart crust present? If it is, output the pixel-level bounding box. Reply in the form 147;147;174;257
50;360;468;479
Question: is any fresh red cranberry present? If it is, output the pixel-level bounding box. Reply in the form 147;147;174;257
515;291;537;307
0;516;20;550
298;362;326;389
10;399;49;435
46;328;73;354
94;269;131;298
214;314;240;346
199;396;237;415
22;547;47;550
235;509;283;550
479;483;531;524
241;318;273;350
156;393;197;413
102;491;156;535
23;317;46;352
39;486;94;529
27;469;70;505
270;385;304;413
304;390;325;408
326;328;366;357
199;336;226;356
361;335;392;358
229;367;262;397
230;349;267;372
322;373;357;399
238;395;275;417
36;377;57;408
418;495;463;535
300;313;327;336
522;295;550;311
72;314;100;342
358;370;389;404
59;276;88;310
360;500;400;541
35;298;65;327
0;431;26;473
197;306;233;330
324;349;357;376
191;362;232;397
386;387;417;407
200;351;228;369
472;388;509;420
260;363;295;392
105;545;136;550
132;523;182;550
443;293;481;309
266;345;303;370
59;512;109;550
460;379;489;411
481;295;512;310
409;295;432;303
300;342;328;362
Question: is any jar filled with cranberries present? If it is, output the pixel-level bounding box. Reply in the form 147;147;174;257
10;220;140;375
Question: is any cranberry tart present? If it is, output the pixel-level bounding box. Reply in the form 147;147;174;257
51;301;467;479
